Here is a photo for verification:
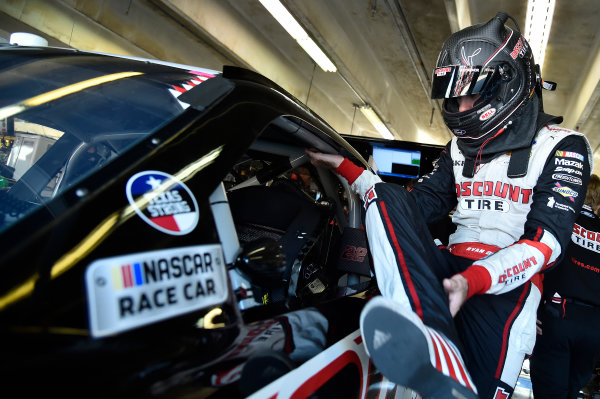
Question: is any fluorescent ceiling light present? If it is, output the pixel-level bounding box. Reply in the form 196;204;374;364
258;0;337;72
525;0;556;73
360;105;394;140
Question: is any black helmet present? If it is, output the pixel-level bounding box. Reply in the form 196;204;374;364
431;12;539;142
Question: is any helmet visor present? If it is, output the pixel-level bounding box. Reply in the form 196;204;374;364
431;65;501;99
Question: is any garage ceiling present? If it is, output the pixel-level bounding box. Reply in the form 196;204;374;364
2;0;600;173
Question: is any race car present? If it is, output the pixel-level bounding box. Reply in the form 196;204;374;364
0;42;441;398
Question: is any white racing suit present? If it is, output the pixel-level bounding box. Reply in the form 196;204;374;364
336;125;592;397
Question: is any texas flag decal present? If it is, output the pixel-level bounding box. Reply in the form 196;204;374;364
126;171;199;235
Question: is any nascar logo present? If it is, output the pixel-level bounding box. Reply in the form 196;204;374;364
114;263;143;289
555;150;584;161
112;251;215;290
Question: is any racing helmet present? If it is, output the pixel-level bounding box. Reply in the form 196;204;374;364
431;12;538;142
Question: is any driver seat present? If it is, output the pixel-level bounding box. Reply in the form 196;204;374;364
227;182;329;283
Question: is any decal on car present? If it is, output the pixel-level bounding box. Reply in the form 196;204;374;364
126;170;199;235
85;244;228;337
168;70;216;108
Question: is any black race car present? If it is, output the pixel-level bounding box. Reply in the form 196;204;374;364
0;44;442;398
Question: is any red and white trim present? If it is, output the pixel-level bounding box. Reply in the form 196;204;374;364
426;327;477;391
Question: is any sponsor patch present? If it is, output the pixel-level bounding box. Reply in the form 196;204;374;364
363;186;378;210
86;244;228;337
126;171;199;235
455;180;532;204
552;182;579;202
555;158;583;169
459;197;509;212
546;196;575;213
452;129;467;136
479;107;496;121
555;150;584;161
510;37;524;59
434;67;451;76
571;224;600;254
554;166;583;176
498;256;537;284
552;173;583;185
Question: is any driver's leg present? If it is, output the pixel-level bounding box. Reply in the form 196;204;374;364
359;182;478;398
363;182;456;334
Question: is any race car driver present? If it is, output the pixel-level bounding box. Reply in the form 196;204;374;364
306;11;592;398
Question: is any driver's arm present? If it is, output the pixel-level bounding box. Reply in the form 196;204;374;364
305;149;382;197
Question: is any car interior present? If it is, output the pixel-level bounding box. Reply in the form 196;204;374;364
216;115;373;316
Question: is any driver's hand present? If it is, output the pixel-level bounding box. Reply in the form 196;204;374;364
443;274;469;317
305;149;344;170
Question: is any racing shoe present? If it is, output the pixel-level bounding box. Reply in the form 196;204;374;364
360;296;478;399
